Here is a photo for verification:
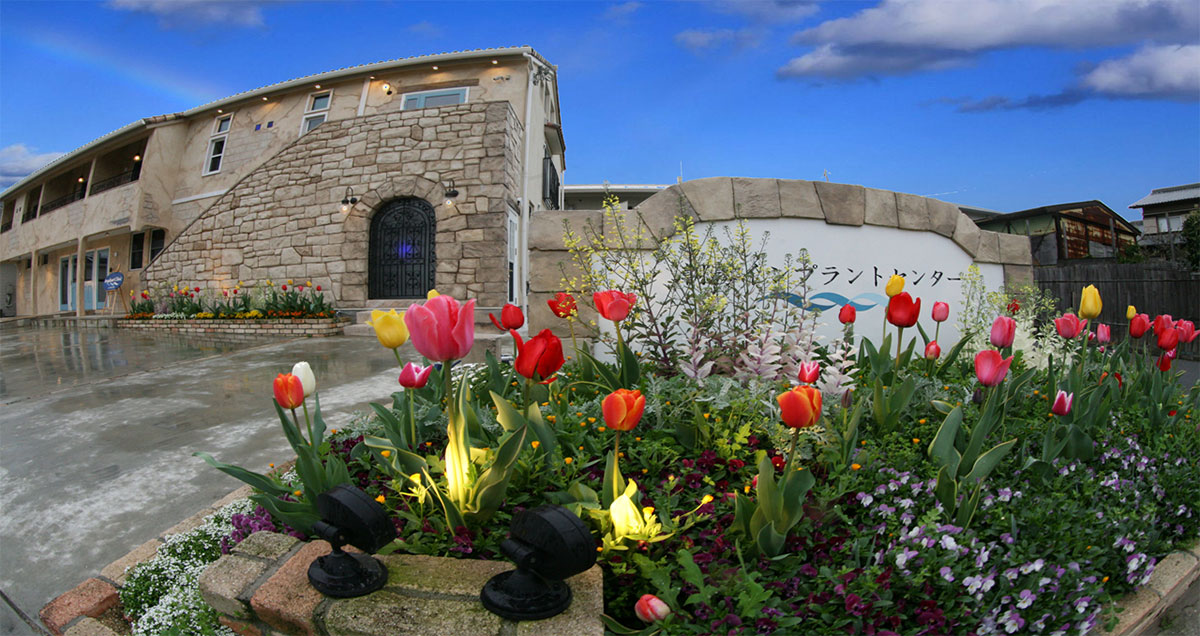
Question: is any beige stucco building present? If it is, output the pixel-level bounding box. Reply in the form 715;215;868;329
0;46;564;317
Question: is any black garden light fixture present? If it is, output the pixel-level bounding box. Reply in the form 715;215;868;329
480;504;596;621
340;187;358;214
307;484;395;598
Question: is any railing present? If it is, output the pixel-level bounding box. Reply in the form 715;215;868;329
0;221;11;233
21;205;38;223
40;189;86;214
89;169;139;196
542;156;560;210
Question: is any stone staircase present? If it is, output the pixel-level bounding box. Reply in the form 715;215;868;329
342;300;513;361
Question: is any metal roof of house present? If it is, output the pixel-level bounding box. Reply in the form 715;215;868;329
1129;183;1200;209
986;199;1141;235
2;46;547;199
563;184;671;193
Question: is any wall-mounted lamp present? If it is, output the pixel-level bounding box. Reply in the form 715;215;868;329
340;187;358;214
77;177;85;183
443;180;459;206
133;155;142;162
381;82;393;95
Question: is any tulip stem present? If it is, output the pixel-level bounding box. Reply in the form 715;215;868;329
568;316;579;362
613;430;622;464
393;348;405;368
784;428;800;474
443;362;455;424
895;327;904;369
289;408;304;443
301;402;314;447
407;391;418;450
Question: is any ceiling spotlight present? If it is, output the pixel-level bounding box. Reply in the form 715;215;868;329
307;485;395;598
381;82;393;95
262;96;269;101
340;187;358;214
491;59;499;65
315;84;321;89
217;109;223;113
480;505;596;620
432;65;439;70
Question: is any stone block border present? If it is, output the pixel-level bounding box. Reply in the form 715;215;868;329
115;317;349;340
1093;541;1200;636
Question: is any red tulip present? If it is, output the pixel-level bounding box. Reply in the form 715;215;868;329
281;284;287;291
777;385;822;429
1096;323;1110;344
1157;327;1179;351
1051;390;1073;416
548;292;577;319
1129;314;1151;338
974;350;1013;387
223;291;228;297
1007;298;1021;314
273;373;305;409
838;304;856;324
594;290;637;322
886;292;920;328
635;594;671;623
1176;320;1196;343
602;389;645;432
931;302;950;323
990;316;1016;348
489;303;525;331
404;294;476;362
297;286;304;292
925;341;942;360
399;362;432;389
797;361;820;384
1054;313;1087;339
194;287;200;292
315;285;322;291
1153;314;1175;334
233;288;238;294
512;329;565;382
1157;353;1173;372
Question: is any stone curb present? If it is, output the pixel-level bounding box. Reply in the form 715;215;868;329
1093;541;1200;636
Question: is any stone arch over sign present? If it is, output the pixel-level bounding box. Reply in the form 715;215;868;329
366;197;437;299
526;177;1034;337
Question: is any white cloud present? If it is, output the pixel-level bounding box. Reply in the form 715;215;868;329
675;28;761;52
714;0;820;23
782;0;1198;78
106;0;267;28
1081;44;1200;100
0;145;66;189
407;20;442;37
604;2;643;21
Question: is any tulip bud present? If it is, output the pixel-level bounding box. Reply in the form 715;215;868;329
1007;298;1021;314
1157;353;1172;372
399;362;432;389
367;309;409;350
634;594;671;623
1051;390;1073;416
931;302;949;323
489;303;525;331
1126;305;1137;320
924;340;942;360
841;389;854;409
1054;313;1086;340
797;361;820;384
990;316;1016;348
1078;285;1102;320
885;274;905;297
1175;320;1197;344
974;350;1013;387
973;388;985;404
1129;314;1150;339
602;389;645;432
291;361;316;397
1096;323;1110;344
838;304;856;324
777;385;822;429
273;373;305;409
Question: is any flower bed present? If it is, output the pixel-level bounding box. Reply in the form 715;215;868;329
124;214;1199;635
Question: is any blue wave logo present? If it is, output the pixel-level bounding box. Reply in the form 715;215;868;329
769;292;886;313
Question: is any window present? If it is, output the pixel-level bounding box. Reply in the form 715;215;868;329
149;229;166;262
130;232;145;269
204;114;232;175
301;91;331;134
401;88;468;110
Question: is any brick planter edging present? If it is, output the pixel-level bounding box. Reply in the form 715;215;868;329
115;318;349;339
1093;541;1200;635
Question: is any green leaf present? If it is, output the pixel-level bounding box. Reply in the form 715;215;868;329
934;464;957;513
928;407;963;475
469;426;528;522
962;438;1017;486
490;391;526;433
601;450;627;508
779;466;815;529
525;404;558;464
755;456;782;526
370;402;409;449
755;523;787;558
193;452;290;498
310;393;328;449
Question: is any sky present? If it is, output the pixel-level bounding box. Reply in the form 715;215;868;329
1;0;1198;219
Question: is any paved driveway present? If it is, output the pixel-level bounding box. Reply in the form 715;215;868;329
0;324;407;634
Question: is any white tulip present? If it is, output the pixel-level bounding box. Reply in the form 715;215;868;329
292;361;316;397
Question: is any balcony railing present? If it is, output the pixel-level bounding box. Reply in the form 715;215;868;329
89;169;139;196
0;221;11;233
40;189;86;215
542;156;560;210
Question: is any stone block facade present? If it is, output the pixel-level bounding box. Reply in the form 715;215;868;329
116;317;349;340
141;101;523;309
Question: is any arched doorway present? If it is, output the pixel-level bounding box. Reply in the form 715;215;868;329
368;198;436;299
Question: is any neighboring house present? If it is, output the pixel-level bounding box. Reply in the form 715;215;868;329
1129;183;1199;258
0;46;564;317
563;184;670;211
973;200;1139;266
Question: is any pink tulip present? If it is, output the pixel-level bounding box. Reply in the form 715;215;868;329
931;302;950;323
634;594;671;623
1096;324;1110;344
797;361;820;384
1051;390;1073;416
990;316;1016;348
404;294;476;362
399;362;433;389
1054;313;1087;339
925;341;942;360
1176;320;1196;343
1153;314;1174;334
974;350;1013;387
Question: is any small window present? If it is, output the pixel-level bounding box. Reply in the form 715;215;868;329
214;115;232;134
401;88;468;110
302;90;332;135
149;229;166;262
205;138;226;173
130;232;145;270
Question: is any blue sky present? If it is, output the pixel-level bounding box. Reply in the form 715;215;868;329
1;0;1197;218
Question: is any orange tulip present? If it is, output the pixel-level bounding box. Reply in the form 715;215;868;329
602;389;645;432
777;385;822;429
273;373;305;409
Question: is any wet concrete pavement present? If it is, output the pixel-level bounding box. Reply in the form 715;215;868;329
0;324;410;634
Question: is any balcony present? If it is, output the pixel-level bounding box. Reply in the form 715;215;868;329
40;188;87;215
89;168;139;196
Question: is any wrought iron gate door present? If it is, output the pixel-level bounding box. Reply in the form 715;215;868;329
368;198;436;299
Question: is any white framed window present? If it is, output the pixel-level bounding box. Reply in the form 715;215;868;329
204;114;232;175
401;87;468;110
301;90;332;135
507;207;520;304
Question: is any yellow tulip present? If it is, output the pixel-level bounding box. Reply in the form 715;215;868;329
366;309;409;349
426;289;440;299
1126;305;1136;320
1079;285;1102;319
885;274;905;297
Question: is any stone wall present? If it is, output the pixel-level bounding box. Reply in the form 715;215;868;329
141;101;524;308
526;177;1034;335
116;317;349;340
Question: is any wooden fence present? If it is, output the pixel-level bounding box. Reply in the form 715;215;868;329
1035;261;1200;359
